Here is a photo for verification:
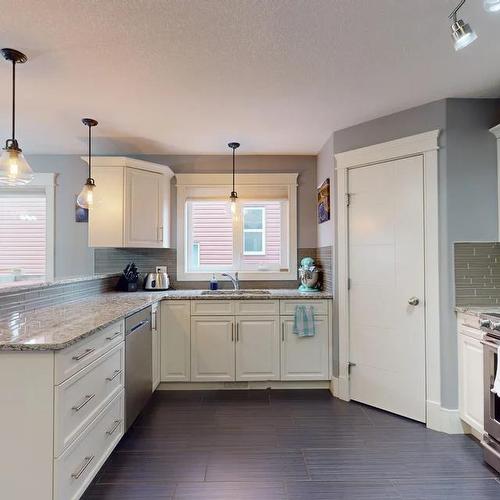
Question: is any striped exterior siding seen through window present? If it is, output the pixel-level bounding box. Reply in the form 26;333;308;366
0;191;46;278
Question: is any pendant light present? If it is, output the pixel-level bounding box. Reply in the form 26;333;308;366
449;0;477;51
0;48;34;186
228;142;240;216
77;118;98;209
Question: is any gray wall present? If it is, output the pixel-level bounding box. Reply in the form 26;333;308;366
316;135;334;248
26;155;95;279
332;98;500;410
26;154;317;278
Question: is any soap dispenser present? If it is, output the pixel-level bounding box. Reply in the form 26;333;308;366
209;273;218;291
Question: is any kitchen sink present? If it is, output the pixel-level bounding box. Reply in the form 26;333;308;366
201;289;271;296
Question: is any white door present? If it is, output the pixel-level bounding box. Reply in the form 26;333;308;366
160;301;191;382
125;167;163;247
458;333;484;433
348;155;426;422
191;316;235;382
235;316;280;381
281;316;330;380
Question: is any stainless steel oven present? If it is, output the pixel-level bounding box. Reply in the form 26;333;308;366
479;313;500;471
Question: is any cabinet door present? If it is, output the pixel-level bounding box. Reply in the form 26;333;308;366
191;316;235;382
88;166;124;247
281;316;330;380
236;316;280;381
458;333;484;433
124;167;164;248
160;301;190;382
152;303;161;390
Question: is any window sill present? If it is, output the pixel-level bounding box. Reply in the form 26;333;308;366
177;269;298;282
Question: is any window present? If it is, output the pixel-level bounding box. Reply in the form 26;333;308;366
0;174;55;285
178;173;297;281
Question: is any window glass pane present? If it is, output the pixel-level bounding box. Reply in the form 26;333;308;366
188;201;233;269
0;191;46;282
244;208;263;230
244;232;263;253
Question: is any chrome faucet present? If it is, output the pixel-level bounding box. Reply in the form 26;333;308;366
221;272;240;290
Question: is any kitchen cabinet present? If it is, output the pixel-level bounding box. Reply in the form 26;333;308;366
191;316;235;382
160;301;190;382
281;315;330;380
88;157;173;248
152;302;161;391
457;313;484;438
236;316;280;381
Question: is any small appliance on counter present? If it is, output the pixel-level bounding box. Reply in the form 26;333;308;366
298;257;320;292
117;262;139;292
144;266;170;290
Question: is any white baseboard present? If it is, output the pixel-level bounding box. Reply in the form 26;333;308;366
158;380;331;391
330;376;350;401
426;400;465;434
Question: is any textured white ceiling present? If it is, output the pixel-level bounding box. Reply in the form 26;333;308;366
1;0;499;155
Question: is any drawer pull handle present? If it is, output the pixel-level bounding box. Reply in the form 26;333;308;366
72;348;95;361
106;369;122;382
72;393;96;411
71;455;95;479
106;331;122;341
106;419;122;436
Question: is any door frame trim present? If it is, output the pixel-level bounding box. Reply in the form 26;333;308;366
334;130;443;430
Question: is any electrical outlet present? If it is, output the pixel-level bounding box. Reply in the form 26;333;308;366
156;266;167;273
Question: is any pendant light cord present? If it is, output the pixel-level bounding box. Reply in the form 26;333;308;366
88;124;92;179
11;59;15;143
232;147;235;192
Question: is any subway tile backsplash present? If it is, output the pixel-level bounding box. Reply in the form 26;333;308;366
454;242;500;306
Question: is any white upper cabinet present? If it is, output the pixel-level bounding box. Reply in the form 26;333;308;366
87;157;173;248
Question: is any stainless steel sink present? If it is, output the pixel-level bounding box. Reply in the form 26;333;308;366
201;289;271;296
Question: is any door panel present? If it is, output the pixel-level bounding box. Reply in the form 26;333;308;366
191;316;235;382
348;156;426;422
236;316;280;381
281;316;329;380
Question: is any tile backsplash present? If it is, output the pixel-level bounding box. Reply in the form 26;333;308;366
95;246;333;292
454;242;500;306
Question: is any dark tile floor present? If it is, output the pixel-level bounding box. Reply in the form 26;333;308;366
83;390;500;499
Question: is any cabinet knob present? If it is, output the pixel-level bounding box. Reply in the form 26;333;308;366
408;297;420;306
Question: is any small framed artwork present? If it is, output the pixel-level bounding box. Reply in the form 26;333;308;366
75;196;88;223
317;178;330;224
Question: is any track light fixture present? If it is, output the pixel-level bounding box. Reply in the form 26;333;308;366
449;0;478;51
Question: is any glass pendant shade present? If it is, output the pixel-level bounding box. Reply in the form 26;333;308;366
451;19;478;50
0;142;34;185
77;178;96;209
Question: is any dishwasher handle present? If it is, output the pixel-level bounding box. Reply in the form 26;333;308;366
127;319;150;335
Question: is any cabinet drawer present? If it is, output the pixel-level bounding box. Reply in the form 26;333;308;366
191;300;235;315
54;343;124;457
55;320;124;384
280;299;329;316
235;300;279;316
54;390;124;500
457;312;481;330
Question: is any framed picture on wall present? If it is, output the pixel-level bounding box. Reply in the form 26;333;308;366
317;178;330;224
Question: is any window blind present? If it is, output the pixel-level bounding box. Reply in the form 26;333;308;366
0;190;47;277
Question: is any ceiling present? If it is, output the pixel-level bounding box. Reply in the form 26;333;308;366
1;0;499;155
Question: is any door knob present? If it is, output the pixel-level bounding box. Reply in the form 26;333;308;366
408;297;420;306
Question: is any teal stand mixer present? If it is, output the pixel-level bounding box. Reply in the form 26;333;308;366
298;257;320;292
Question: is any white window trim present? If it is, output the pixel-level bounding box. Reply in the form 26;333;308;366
243;206;266;255
176;173;298;281
0;173;56;281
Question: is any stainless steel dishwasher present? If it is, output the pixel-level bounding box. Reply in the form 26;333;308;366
125;306;152;430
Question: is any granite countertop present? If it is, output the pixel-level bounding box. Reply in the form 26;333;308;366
455;305;500;317
0;289;333;351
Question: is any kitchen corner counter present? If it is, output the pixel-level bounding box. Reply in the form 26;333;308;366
455;305;500;317
0;289;333;351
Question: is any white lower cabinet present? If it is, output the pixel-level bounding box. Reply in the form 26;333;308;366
281;315;330;380
160;301;191;381
191;316;235;381
236;316;280;381
152;303;161;390
458;330;484;435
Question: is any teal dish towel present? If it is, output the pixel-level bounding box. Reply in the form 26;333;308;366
293;305;315;337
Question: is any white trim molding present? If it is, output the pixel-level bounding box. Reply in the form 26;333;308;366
489;124;500;238
334;130;448;432
175;173;298;282
82;156;174;177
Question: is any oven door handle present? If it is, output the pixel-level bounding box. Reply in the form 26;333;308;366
480;339;500;349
